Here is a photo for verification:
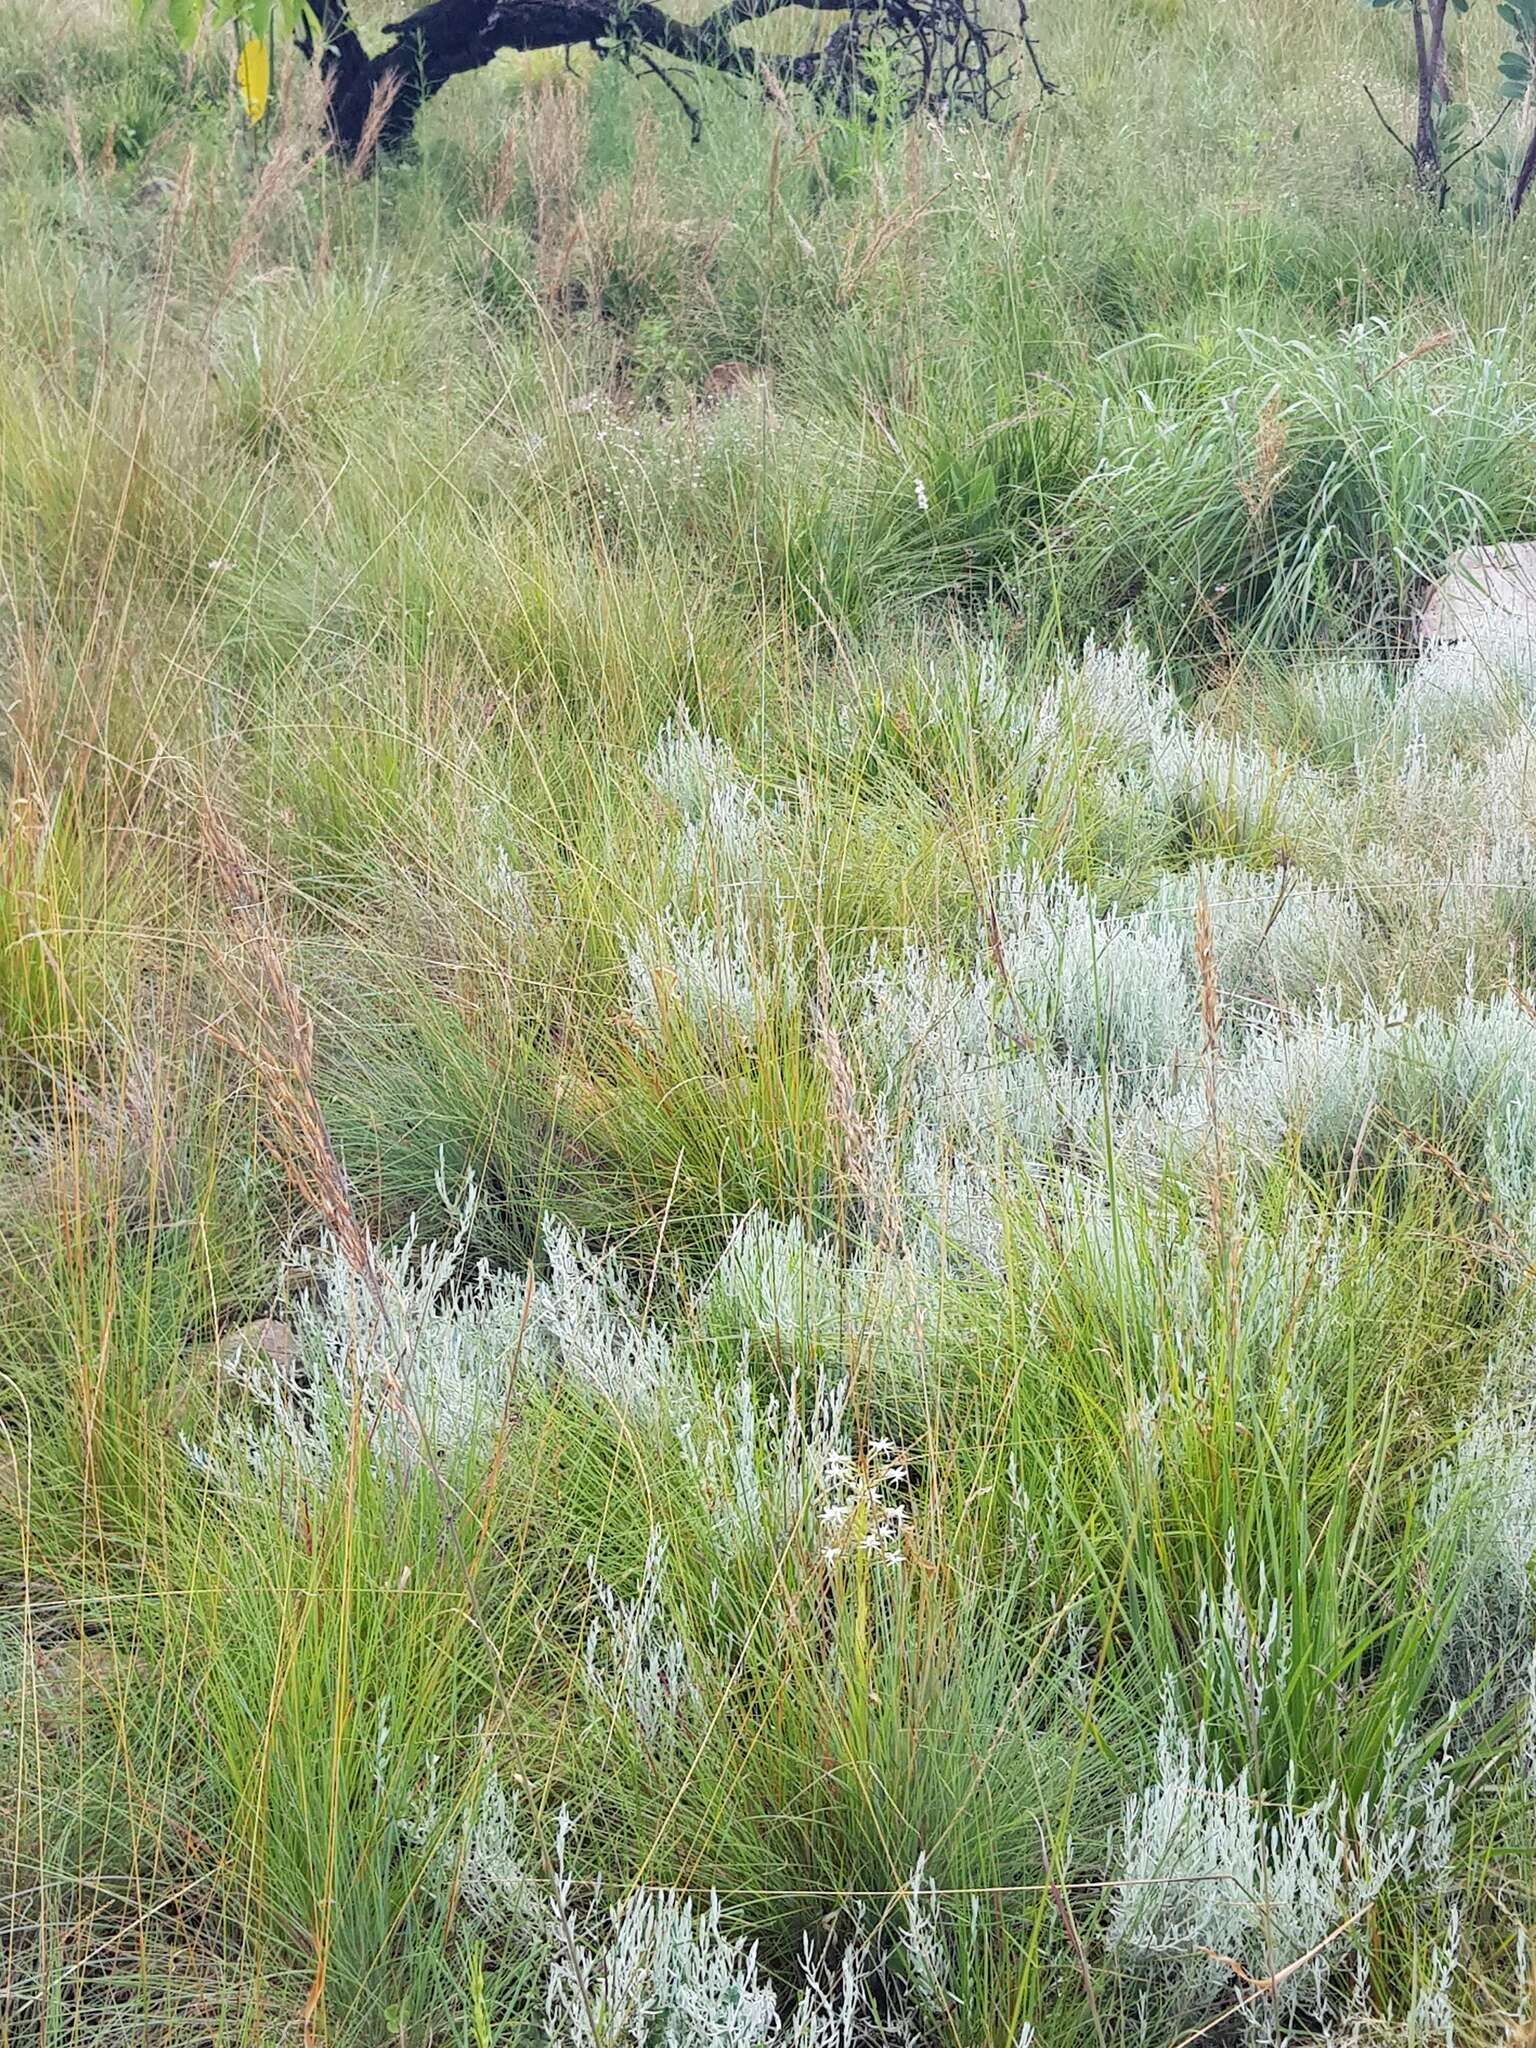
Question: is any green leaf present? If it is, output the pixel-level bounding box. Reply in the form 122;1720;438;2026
165;0;202;46
965;466;998;516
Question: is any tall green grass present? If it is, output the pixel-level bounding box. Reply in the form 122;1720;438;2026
5;0;1536;2041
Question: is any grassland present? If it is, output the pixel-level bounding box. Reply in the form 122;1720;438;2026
6;0;1536;2040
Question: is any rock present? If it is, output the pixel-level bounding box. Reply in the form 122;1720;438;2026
1419;542;1536;649
213;1318;300;1375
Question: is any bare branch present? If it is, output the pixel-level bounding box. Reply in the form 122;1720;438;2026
1361;81;1416;162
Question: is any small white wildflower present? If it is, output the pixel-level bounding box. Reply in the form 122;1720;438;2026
818;1445;910;1567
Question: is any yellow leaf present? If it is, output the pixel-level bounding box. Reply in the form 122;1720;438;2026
236;36;270;124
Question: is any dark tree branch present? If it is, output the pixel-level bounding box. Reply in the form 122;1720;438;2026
624;44;705;142
1362;81;1415;163
1512;125;1536;220
1017;0;1057;99
1438;94;1513;177
302;0;1032;161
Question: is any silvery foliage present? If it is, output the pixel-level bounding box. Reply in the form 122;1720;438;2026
1193;1542;1291;1735
1107;1686;1453;2026
397;1782;899;2048
523;1217;678;1417
1429;995;1536;1227
547;1880;780;2048
1385;629;1534;761
1025;637;1342;854
644;707;780;901
185;1198;683;1491
996;869;1198;1093
1425;832;1536;959
1410;1912;1462;2048
899;1853;951;2017
1278;656;1388;770
672;782;780;899
859;946;1005;1141
896;1130;1013;1280
1032;636;1183;767
784;1936;885;2048
1146;861;1369;1019
695;1148;1012;1398
645;708;742;817
469;801;537;924
395;1728;545;1936
674;1366;852;1559
183;1175;527;1489
544;1818;900;2048
1148;722;1339;849
1480;729;1536;828
1426;1391;1536;1713
625;905;798;1044
858;944;1096;1155
1211;999;1400;1164
582;1529;699;1746
1208;987;1536;1198
477;841;535;919
1039;1195;1369;1439
1109;1544;1457;2023
699;1213;847;1356
698;1183;1001;1377
794;638;1536;1329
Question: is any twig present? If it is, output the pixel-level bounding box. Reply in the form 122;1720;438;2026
1439;94;1514;176
1362;81;1415;161
1017;0;1058;97
1168;1901;1374;2048
625;44;705;141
